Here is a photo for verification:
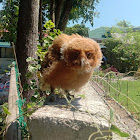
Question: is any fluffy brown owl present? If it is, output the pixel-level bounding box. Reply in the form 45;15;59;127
40;34;102;99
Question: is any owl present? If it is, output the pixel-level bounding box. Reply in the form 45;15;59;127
39;34;102;101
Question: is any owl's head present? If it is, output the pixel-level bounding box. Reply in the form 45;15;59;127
61;37;102;72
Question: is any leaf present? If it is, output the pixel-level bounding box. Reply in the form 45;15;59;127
44;20;55;29
44;39;49;44
37;64;41;70
31;96;37;102
53;29;57;33
38;101;44;107
2;107;11;115
25;72;34;79
23;83;30;91
26;57;35;62
28;65;37;73
27;102;36;109
47;35;54;41
31;79;36;83
77;94;86;99
110;125;130;137
0;118;3;123
110;108;114;123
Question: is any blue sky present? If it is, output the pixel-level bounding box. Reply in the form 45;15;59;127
0;0;140;30
69;0;140;30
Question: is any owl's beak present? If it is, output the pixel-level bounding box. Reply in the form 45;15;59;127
80;57;86;68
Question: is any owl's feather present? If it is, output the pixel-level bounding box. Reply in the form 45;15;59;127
40;34;102;92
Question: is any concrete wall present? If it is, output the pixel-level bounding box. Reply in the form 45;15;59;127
29;83;112;140
5;65;21;140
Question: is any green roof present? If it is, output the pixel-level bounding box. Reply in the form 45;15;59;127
88;27;110;39
0;41;11;48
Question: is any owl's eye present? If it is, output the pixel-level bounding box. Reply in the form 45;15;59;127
86;52;93;59
69;50;80;60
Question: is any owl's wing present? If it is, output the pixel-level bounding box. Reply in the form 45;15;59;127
40;52;50;72
40;41;63;72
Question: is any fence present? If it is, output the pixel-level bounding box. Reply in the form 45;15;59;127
92;71;140;121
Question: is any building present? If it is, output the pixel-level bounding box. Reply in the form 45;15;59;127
88;27;109;49
0;40;14;72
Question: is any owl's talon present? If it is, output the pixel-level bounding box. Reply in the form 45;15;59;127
44;87;57;103
44;94;56;104
48;94;56;102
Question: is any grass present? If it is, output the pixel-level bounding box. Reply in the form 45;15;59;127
93;71;140;120
109;80;140;120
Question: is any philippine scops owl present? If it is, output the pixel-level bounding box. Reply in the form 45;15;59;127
40;34;102;100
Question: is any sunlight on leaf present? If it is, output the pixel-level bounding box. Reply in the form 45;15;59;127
77;94;86;99
2;107;11;115
111;125;130;137
0;118;3;123
110;108;114;123
26;57;35;62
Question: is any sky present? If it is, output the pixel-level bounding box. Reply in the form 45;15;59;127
69;0;140;30
0;0;140;30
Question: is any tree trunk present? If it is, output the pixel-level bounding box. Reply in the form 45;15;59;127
50;0;55;23
55;0;64;29
57;0;73;31
39;0;43;46
16;0;39;101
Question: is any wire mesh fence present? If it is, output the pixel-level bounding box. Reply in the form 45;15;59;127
92;71;140;121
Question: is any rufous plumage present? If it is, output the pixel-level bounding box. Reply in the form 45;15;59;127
40;34;102;93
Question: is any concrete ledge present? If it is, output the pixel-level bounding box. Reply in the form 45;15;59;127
5;65;21;140
29;82;112;140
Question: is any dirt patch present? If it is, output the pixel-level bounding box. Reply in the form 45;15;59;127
121;76;136;81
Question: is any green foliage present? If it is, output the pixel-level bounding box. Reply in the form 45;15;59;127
109;109;130;138
64;24;89;37
24;92;45;117
43;0;100;28
0;0;19;43
103;20;140;72
37;20;62;61
0;103;11;139
69;0;100;26
103;38;121;68
115;20;131;28
24;20;62;117
110;125;130;137
26;20;62;79
109;108;114;124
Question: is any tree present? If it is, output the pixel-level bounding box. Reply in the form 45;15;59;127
103;20;140;72
115;20;131;28
64;24;89;37
0;0;99;100
0;0;100;43
114;29;140;71
0;0;19;43
39;0;43;46
16;0;39;100
42;0;100;31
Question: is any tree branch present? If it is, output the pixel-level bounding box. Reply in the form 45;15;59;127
55;0;64;29
50;0;55;24
58;0;73;31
